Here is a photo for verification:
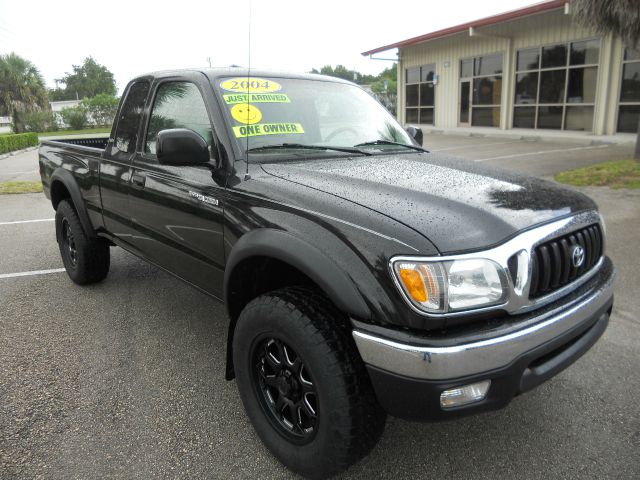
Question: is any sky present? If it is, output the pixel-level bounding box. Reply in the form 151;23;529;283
0;0;535;94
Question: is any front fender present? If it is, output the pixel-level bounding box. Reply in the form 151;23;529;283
224;228;370;320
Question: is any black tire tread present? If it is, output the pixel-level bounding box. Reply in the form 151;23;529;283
56;200;110;285
237;286;386;478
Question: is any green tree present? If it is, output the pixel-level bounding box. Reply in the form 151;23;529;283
572;0;640;158
60;106;88;130
81;93;119;127
311;65;377;84
55;57;116;100
371;63;397;95
22;111;58;133
0;52;49;133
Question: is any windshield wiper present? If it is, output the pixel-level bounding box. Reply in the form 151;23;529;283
354;140;427;152
247;143;372;156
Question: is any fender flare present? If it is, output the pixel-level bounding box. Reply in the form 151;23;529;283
50;168;96;238
223;228;371;379
224;228;371;320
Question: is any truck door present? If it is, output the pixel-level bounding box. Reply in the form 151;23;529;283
100;80;150;242
127;78;225;298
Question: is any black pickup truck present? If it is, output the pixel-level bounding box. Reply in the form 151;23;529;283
39;68;615;479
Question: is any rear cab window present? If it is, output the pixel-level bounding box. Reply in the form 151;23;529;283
112;81;150;156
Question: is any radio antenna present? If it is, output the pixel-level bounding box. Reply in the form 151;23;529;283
244;0;252;180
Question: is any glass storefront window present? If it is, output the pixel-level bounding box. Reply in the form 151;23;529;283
618;47;640;132
517;48;540;71
472;107;500;127
460;59;473;78
567;67;597;103
513;107;536;128
570;40;600;65
405;64;435;124
515;72;538;104
537;106;563;129
539;70;566;104
542;44;567;68
514;39;599;131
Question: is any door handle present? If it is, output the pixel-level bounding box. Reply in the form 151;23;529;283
131;172;146;187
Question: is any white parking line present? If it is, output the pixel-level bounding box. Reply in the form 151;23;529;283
430;140;521;152
0;268;65;279
473;144;609;162
0;218;54;226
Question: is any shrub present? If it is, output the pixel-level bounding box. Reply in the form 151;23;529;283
22;111;58;133
0;133;39;154
60;106;88;130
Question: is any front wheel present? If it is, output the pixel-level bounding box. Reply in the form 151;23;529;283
233;287;386;479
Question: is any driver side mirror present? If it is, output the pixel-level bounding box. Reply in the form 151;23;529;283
157;128;210;166
405;126;423;147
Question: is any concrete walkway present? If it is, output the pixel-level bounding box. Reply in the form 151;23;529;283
420;125;637;146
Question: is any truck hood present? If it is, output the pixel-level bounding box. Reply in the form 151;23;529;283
260;152;597;253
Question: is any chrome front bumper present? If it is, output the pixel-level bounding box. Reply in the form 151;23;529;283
353;264;615;381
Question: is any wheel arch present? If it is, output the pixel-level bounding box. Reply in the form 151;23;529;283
50;168;96;238
223;228;371;379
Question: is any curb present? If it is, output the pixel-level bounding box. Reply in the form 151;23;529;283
0;146;39;160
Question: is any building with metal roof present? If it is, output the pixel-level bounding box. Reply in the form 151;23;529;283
363;0;639;136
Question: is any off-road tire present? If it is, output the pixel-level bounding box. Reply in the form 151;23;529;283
233;287;386;479
55;200;110;285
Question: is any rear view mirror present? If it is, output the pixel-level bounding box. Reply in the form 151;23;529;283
405;126;423;147
157;128;210;165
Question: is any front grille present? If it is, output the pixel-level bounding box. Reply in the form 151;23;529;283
529;224;603;299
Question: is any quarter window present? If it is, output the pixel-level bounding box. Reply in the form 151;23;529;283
513;39;600;131
145;82;212;154
113;81;150;154
617;47;640;133
405;64;435;125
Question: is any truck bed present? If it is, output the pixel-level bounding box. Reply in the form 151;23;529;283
41;136;109;151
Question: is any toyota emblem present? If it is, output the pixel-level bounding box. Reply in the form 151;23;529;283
571;245;585;268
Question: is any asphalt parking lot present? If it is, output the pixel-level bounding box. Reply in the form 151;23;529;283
1;136;639;479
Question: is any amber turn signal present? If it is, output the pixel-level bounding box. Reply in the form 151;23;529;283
398;268;427;302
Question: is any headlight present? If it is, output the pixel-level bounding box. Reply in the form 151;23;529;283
392;258;508;314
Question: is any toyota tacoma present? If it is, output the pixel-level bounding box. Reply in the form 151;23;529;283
39;69;615;479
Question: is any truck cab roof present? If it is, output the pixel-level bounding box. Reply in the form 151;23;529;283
130;67;356;86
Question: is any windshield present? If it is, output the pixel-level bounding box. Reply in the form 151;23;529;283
214;76;414;156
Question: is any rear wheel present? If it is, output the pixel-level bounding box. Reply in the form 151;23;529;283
55;200;110;285
233;287;386;479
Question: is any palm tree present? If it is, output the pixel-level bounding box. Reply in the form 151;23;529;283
0;53;49;133
572;0;640;158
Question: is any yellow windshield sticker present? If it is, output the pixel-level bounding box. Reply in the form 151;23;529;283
233;123;305;138
223;93;290;104
220;77;282;93
230;103;263;124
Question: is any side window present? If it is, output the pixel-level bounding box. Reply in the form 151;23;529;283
114;81;150;154
145;82;212;154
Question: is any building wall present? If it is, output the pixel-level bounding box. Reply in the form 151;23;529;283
398;8;625;135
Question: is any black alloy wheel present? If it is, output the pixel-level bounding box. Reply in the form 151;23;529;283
253;337;318;442
61;218;78;267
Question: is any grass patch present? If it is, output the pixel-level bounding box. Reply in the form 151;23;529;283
555;159;640;189
38;127;111;137
0;181;43;194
